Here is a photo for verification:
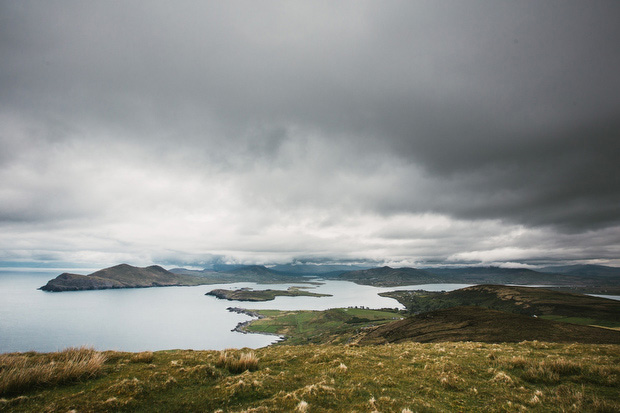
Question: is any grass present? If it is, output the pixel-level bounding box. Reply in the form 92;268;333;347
380;285;620;327
243;308;403;345
0;346;106;397
131;351;154;364
358;306;620;345
1;342;619;412
539;315;620;330
216;351;259;373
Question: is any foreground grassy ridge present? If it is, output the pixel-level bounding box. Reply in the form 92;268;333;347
0;347;106;396
1;342;619;412
244;308;403;345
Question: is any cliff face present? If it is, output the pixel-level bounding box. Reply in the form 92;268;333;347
40;264;202;292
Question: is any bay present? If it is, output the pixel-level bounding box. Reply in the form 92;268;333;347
0;271;469;353
4;272;616;353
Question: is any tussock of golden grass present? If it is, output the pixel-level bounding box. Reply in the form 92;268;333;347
216;350;259;374
296;400;308;412
438;372;463;390
491;371;514;385
131;351;154;363
0;346;106;396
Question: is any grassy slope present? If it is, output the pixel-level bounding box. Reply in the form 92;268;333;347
358;306;620;345
244;308;403;345
380;285;620;328
2;343;619;412
206;287;331;302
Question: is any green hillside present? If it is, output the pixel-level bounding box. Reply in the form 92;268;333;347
243;308;403;345
358;306;620;345
2;343;619;412
380;285;620;328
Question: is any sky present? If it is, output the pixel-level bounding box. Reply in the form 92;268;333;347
1;1;620;270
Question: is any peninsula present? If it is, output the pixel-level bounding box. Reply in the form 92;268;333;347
39;264;209;292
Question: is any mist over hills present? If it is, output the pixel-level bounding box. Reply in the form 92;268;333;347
540;264;620;277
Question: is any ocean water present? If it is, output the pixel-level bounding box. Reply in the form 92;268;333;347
0;271;472;353
3;272;616;353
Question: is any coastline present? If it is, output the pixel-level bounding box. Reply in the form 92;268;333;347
227;307;284;341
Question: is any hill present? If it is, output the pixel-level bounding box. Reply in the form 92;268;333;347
270;263;370;275
335;266;438;286
2;343;619;411
380;285;620;328
334;265;620;293
358;306;620;345
41;264;319;292
170;265;313;284
540;264;620;277
40;264;209;292
238;287;620;345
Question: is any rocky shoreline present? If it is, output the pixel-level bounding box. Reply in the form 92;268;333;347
227;307;284;340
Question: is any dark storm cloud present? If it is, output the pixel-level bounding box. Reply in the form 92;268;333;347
1;1;619;265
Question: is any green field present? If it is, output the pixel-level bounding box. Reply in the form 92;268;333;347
244;308;403;345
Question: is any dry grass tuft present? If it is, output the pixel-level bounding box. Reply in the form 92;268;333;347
0;347;106;396
296;400;308;412
216;351;259;374
131;351;154;363
491;371;514;385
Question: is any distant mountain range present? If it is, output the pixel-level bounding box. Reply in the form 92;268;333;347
328;265;620;293
40;262;620;293
539;264;620;277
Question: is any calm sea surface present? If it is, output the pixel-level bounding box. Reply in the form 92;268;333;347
2;272;617;353
0;271;471;353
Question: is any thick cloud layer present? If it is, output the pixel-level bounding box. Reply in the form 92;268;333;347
1;1;619;268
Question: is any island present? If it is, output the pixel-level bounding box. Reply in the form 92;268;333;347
39;264;211;292
205;286;332;301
